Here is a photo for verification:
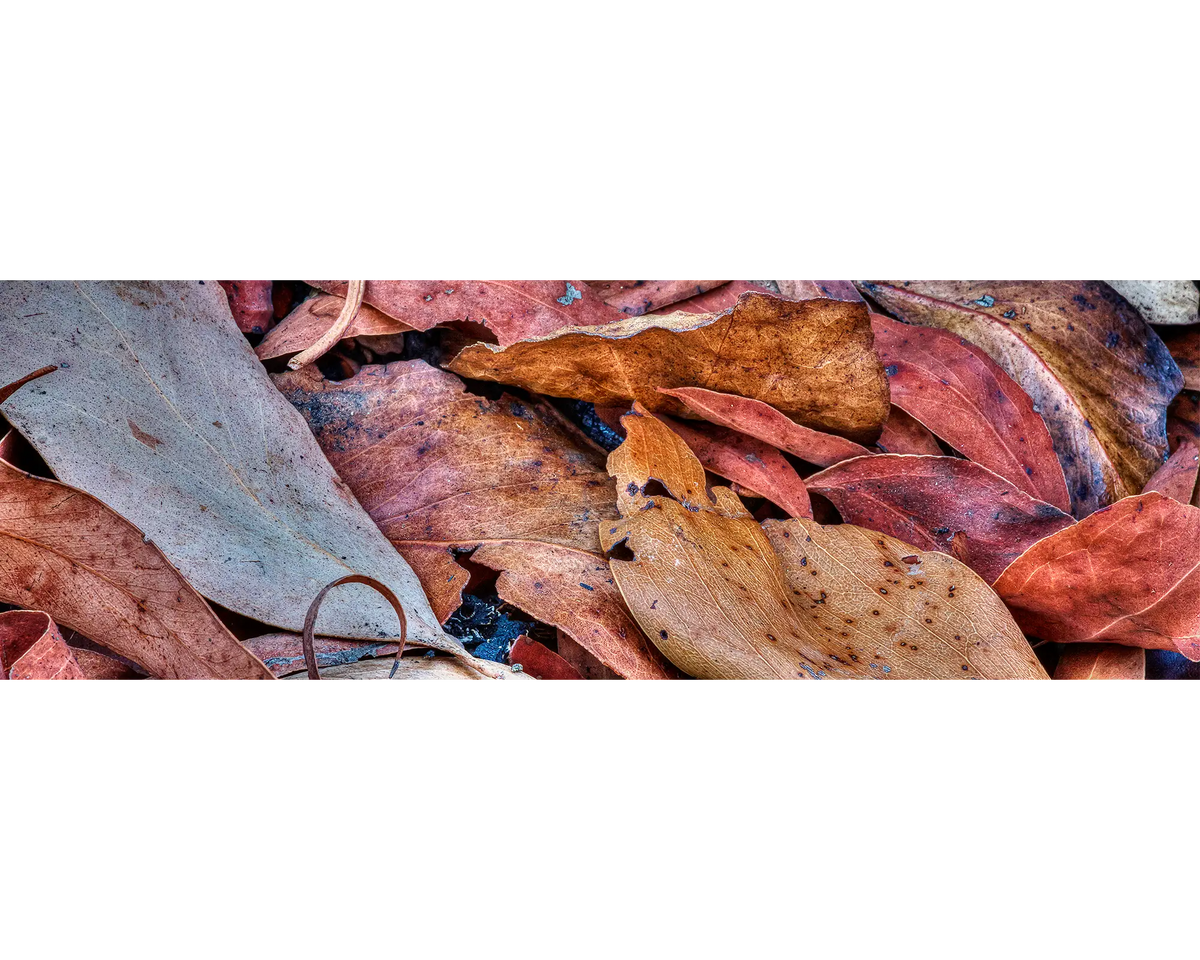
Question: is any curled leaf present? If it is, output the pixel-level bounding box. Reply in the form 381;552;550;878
449;291;890;444
993;493;1200;659
807;454;1075;584
859;281;1181;516
0;610;84;680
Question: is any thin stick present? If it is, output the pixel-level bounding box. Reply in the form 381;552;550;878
287;280;366;370
301;574;407;680
0;366;57;405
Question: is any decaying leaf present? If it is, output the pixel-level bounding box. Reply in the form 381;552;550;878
589;281;729;316
872;312;1070;510
660;415;812;518
0;281;452;648
859;281;1181;516
508;636;583;679
993;493;1200;659
1054;644;1145;680
776;280;861;302
875;407;943;455
288;653;533;680
257;293;412;362
1106;281;1199;327
218;281;274;334
309;280;624;345
1159;327;1200;391
658;386;871;467
273;360;618;624
450;291;890;444
599;406;1043;678
470;541;681;679
0;610;85;680
807;454;1075;584
1143;440;1199;503
763;520;1046;679
0;458;273;678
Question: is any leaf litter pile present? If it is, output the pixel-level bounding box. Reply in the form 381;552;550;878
3;279;1200;681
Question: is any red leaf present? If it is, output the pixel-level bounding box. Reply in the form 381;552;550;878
875;407;943;455
218;281;274;334
0;610;84;680
509;636;583;679
1142;440;1199;504
657;386;871;467
806;454;1075;583
776;281;861;301
308;281;625;345
589;281;729;316
993;493;1200;659
652;281;770;315
871;312;1070;511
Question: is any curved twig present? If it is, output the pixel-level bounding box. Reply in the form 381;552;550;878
301;574;407;680
0;366;57;405
287;280;366;370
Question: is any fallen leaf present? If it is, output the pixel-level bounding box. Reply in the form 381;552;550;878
776;280;861;301
763;519;1046;679
871;312;1070;510
858;281;1181;516
0;281;453;648
273;360;618;623
993;492;1200;659
1106;281;1199;327
807;454;1075;583
1158;327;1200;391
556;630;622;679
449;291;890;444
242;632;399;678
588;281;729;315
508;636;583;679
1054;644;1145;680
0;610;85;680
218;281;274;334
70;647;142;680
1167;391;1200;454
470;541;681;679
288;653;533;680
875;407;943;455
1142;440;1199;503
660;415;813;518
600;406;1043;678
651;281;770;315
309;280;624;345
256;294;412;362
0;458;273;678
658;386;871;467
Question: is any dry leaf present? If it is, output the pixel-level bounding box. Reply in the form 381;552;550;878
658;386;871;467
273;360;619;625
218;281;274;334
256;294;412;362
872;312;1070;510
776;281;861;301
0;281;453;648
508;636;583;679
1142;441;1199;503
0;458;273;678
652;281;770;315
0;610;85;680
450;291;890;444
807;454;1075;584
242;632;399;678
600;406;1043;678
1158;327;1200;391
589;281;729;316
1054;644;1145;680
556;630;622;679
309;281;624;345
288;653;533;680
875;407;943;455
470;541;681;679
859;281;1181;516
71;647;142;680
1106;281;1199;327
763;520;1046;679
993;492;1200;659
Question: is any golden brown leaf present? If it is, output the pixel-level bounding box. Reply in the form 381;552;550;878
449;291;890;444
